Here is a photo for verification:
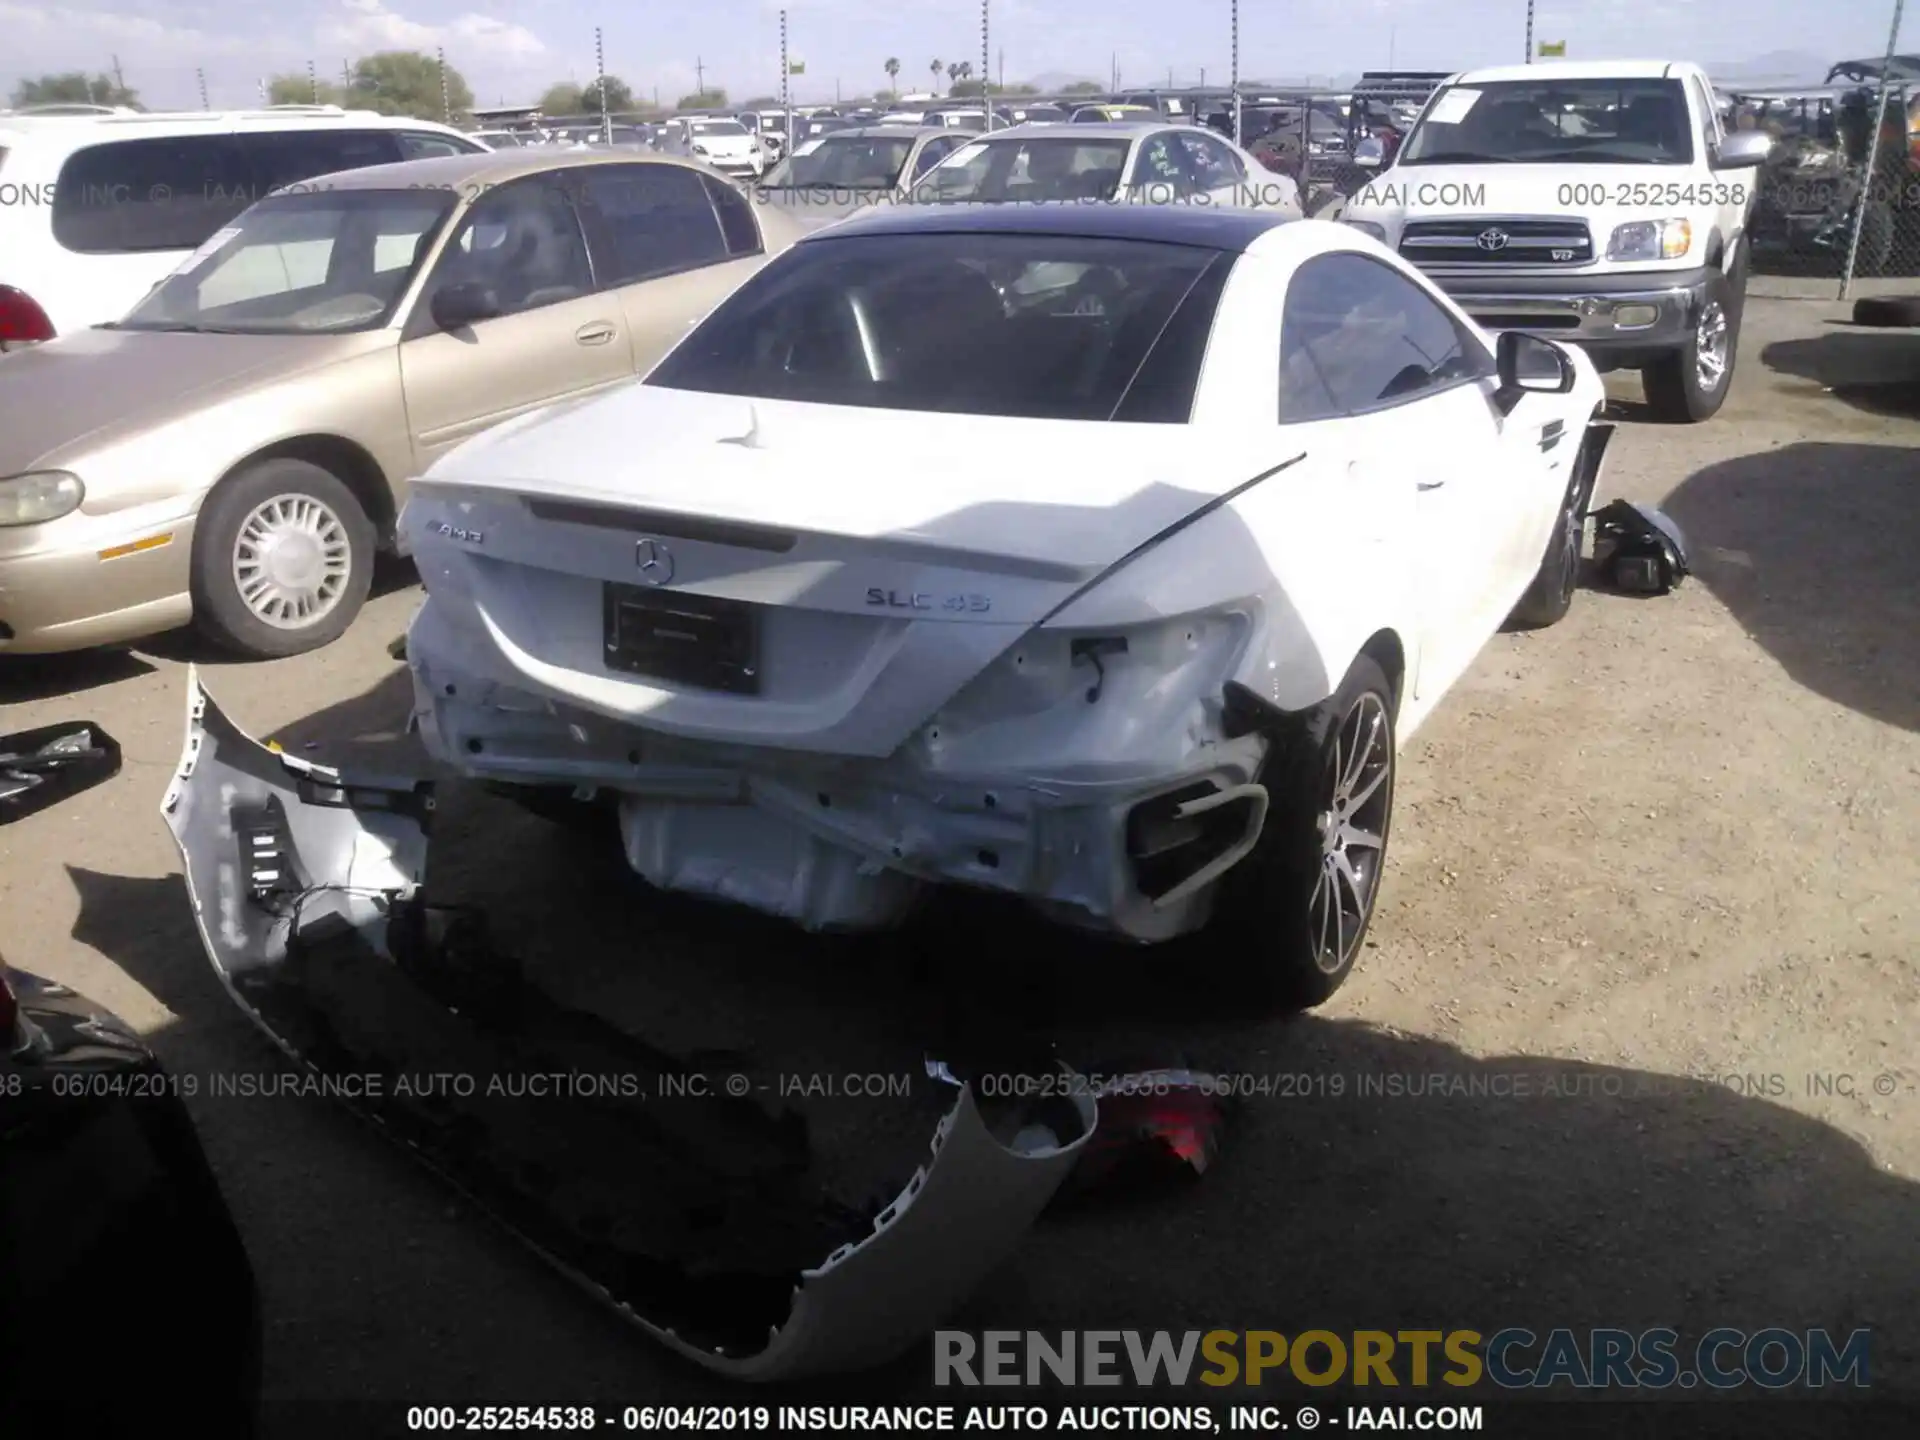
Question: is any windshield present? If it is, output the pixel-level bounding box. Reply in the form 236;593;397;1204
117;189;453;334
763;135;914;188
1399;78;1696;165
691;120;749;137
648;232;1226;421
910;137;1131;202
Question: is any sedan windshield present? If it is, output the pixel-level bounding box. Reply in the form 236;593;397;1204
647;232;1226;422
1399;78;1696;165
910;138;1132;203
117;189;454;334
762;135;914;189
690;120;749;137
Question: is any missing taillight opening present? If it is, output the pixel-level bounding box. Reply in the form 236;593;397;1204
0;285;56;345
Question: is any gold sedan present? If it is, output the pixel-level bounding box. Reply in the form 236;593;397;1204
0;149;803;658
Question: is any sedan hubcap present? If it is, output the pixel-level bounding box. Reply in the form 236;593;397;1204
1309;692;1392;974
1695;301;1730;392
232;493;352;629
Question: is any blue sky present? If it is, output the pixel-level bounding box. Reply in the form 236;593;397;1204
1;0;1905;111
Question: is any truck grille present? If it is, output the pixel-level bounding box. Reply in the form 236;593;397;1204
1399;217;1594;266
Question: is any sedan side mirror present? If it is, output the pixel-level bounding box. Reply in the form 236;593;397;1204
1712;131;1773;169
430;280;502;330
1496;330;1575;401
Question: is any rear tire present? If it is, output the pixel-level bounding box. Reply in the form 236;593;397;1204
1643;269;1739;423
1206;655;1397;1010
191;459;374;659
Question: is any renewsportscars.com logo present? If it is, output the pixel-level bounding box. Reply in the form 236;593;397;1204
934;1328;1872;1389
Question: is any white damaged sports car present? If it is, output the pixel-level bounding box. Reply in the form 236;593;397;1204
399;205;1611;1006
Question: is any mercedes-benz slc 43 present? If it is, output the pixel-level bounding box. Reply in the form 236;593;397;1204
392;205;1610;1007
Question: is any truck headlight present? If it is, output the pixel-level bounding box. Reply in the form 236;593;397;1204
1606;218;1692;261
1341;219;1387;240
0;471;84;526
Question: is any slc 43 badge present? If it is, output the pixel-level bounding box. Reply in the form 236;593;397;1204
867;588;990;613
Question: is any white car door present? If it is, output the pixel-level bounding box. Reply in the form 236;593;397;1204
1276;250;1516;706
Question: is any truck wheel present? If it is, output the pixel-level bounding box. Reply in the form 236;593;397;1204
190;459;375;659
1643;272;1737;423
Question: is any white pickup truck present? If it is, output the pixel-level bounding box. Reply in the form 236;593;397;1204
1338;60;1772;421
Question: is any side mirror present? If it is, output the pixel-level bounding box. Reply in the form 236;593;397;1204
430;280;501;330
1496;330;1575;401
0;722;121;825
1712;131;1773;169
1354;136;1386;168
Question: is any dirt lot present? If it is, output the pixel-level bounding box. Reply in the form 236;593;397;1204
2;295;1916;1422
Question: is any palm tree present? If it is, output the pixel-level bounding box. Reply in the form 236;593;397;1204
958;62;974;94
930;58;942;91
884;56;899;94
946;61;959;93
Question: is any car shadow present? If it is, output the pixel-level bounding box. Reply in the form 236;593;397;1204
1663;441;1919;732
1760;331;1920;420
63;847;1920;1406
0;646;156;704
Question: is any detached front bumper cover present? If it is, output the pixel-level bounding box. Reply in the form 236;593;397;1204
160;666;1093;1380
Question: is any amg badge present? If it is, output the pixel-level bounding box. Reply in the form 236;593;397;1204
867;588;991;613
431;521;483;544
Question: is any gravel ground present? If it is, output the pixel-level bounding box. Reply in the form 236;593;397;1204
2;296;1916;1424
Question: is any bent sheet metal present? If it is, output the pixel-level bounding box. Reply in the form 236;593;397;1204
160;666;1093;1379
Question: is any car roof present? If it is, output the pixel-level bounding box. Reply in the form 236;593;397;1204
800;125;952;140
289;148;721;192
798;201;1293;251
1455;60;1695;84
967;121;1158;140
0;106;468;148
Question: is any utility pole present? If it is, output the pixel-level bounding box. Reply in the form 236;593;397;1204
437;46;450;122
308;59;318;103
111;55;125;96
1525;0;1535;63
981;0;991;130
1230;0;1241;145
998;48;1004;91
694;57;705;97
779;12;790;150
341;61;351;93
594;27;610;140
196;67;209;110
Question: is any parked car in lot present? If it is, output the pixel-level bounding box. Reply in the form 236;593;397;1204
753;125;977;227
910;122;1300;212
1336;60;1771;421
398;205;1609;1008
0;104;482;346
658;116;764;179
2;720;259;1435
0;151;805;659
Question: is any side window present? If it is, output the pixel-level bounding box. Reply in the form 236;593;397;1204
911;136;960;178
1129;133;1187;189
398;131;483;159
1179;131;1245;187
52;136;252;253
574;164;729;285
1279;252;1492;423
700;173;763;257
419;174;593;318
237;130;405;196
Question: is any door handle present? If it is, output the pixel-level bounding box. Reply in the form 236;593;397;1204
575;322;616;345
1417;480;1447;491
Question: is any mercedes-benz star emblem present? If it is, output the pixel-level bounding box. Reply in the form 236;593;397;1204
635;538;674;585
1476;227;1510;252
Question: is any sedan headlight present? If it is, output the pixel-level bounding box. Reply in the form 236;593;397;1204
1341;219;1387;240
1606;217;1692;261
0;471;84;526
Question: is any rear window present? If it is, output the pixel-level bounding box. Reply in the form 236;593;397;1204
647;232;1228;422
51;129;408;254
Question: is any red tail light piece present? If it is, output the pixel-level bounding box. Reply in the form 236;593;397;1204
0;285;56;345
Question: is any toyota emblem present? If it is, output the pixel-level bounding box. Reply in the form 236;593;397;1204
635;538;674;585
1476;227;1510;252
